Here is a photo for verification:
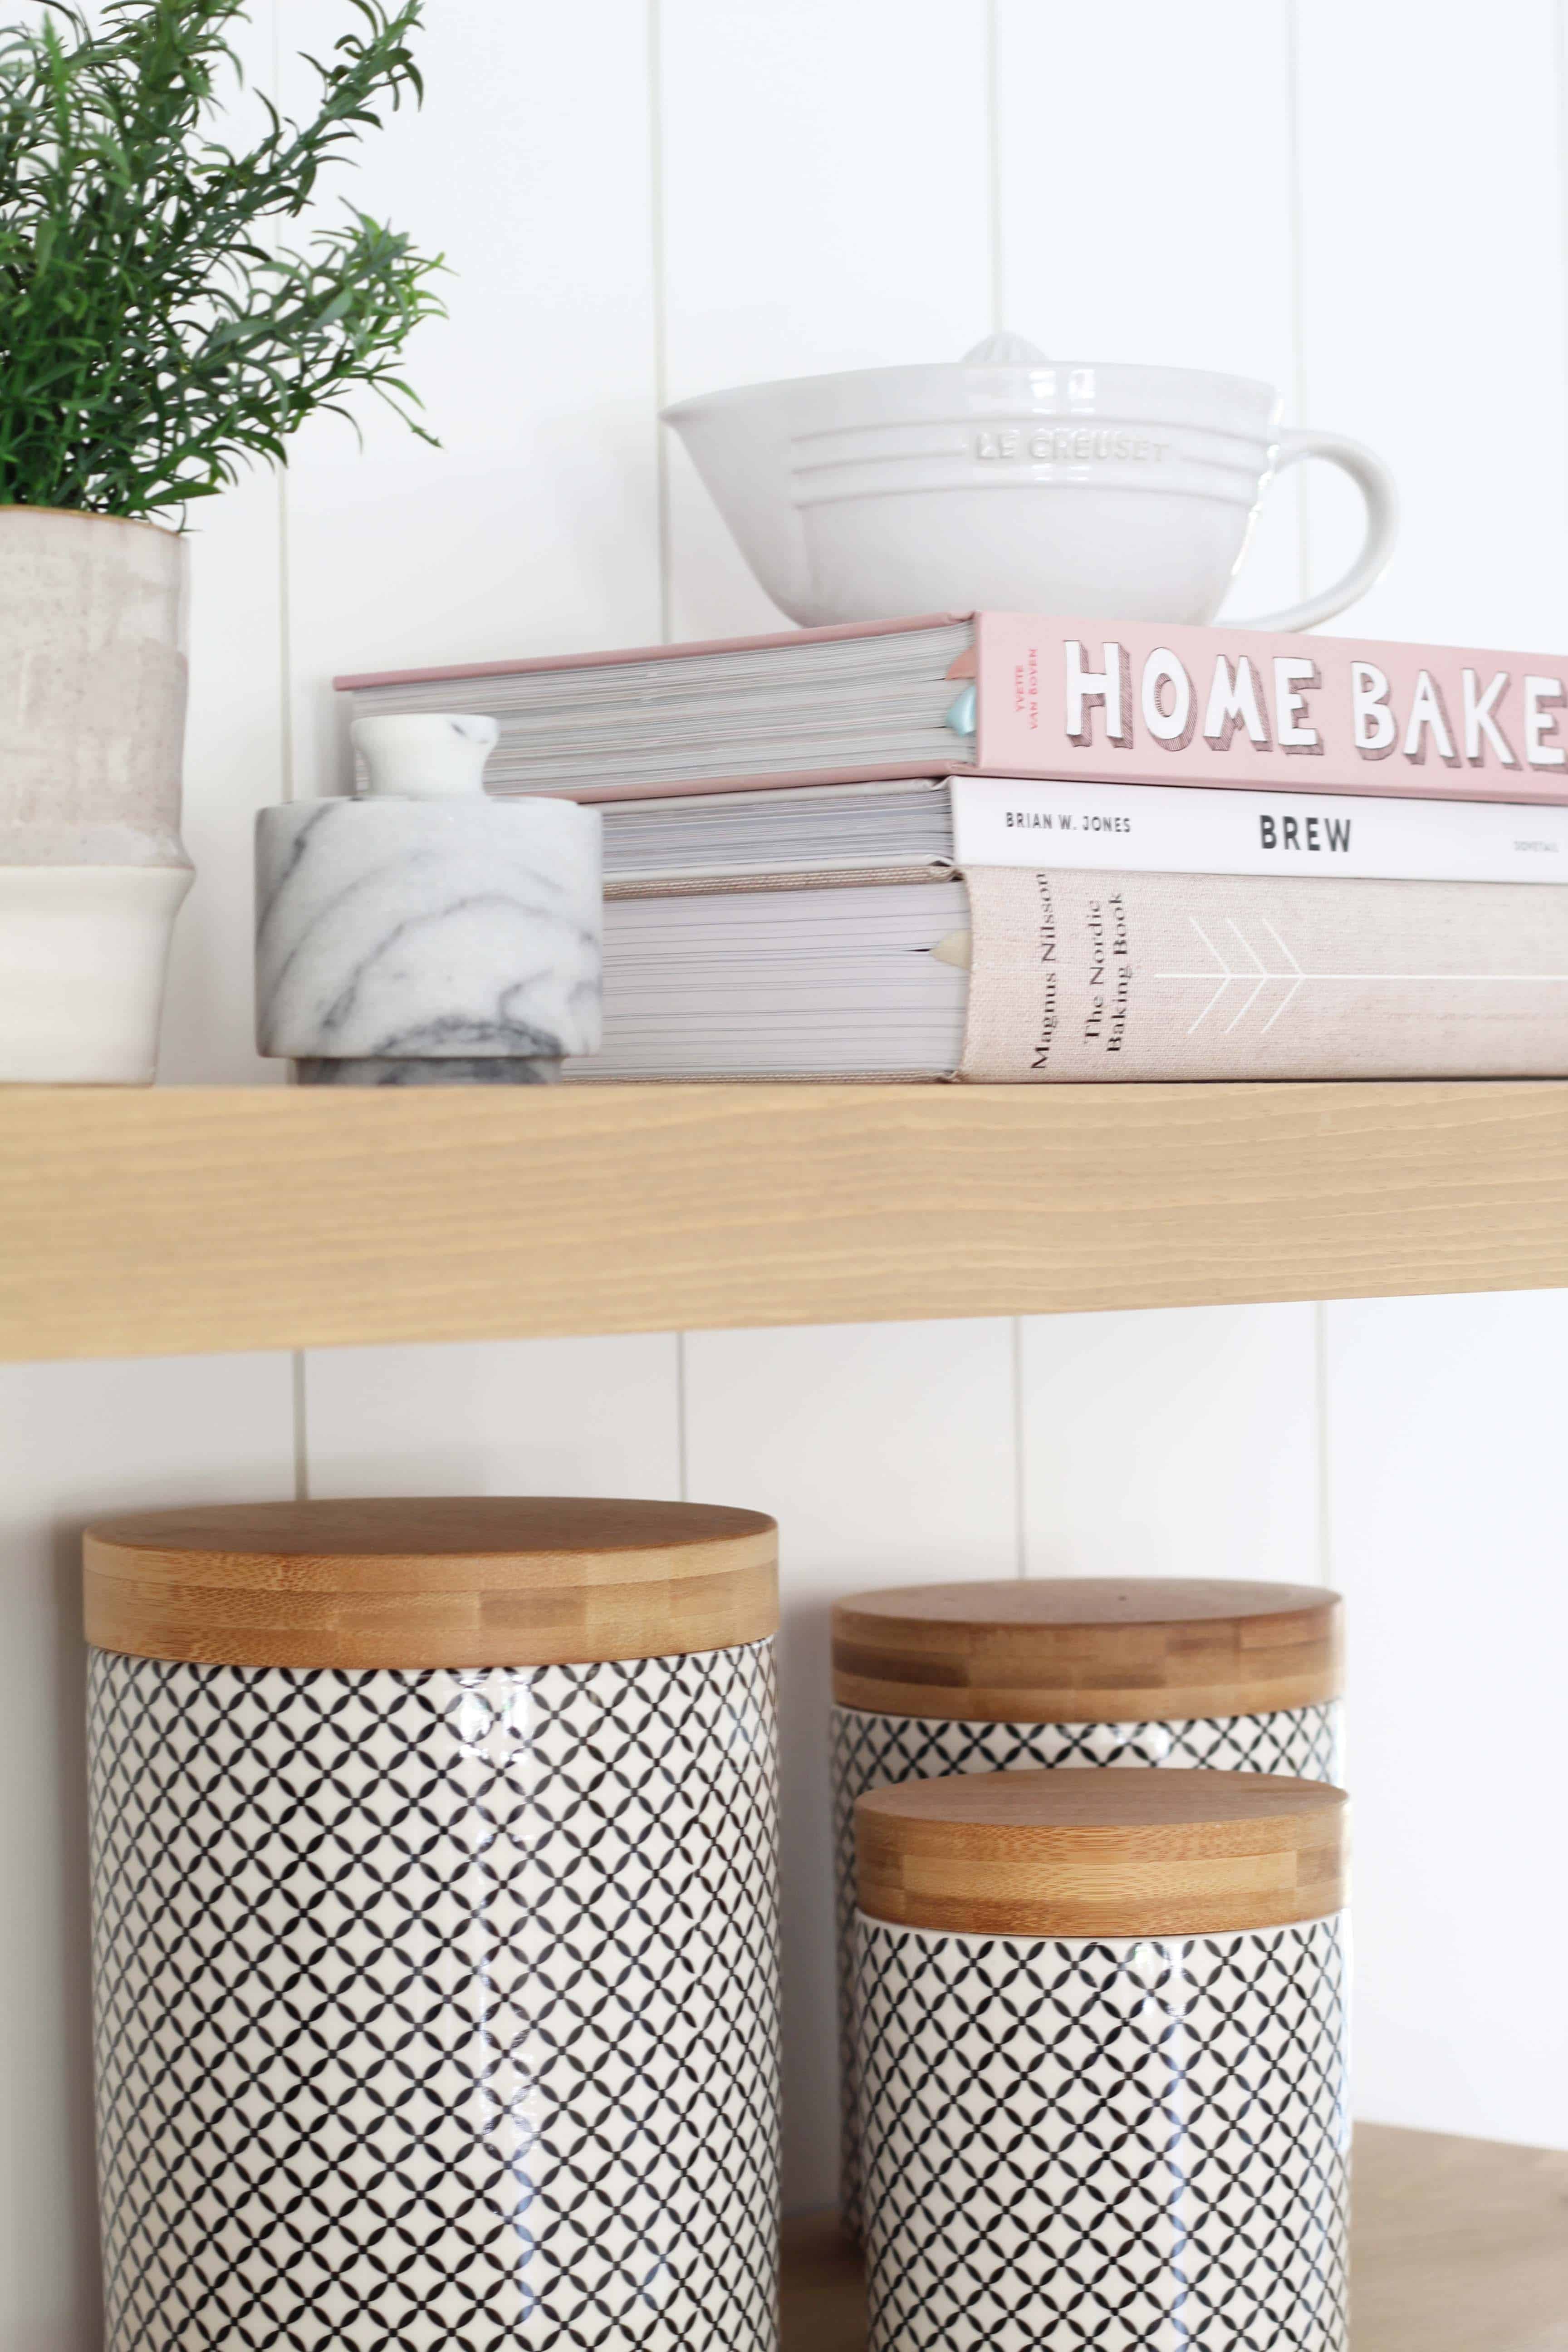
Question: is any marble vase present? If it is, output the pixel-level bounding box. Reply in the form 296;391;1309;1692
255;714;602;1081
0;509;192;1082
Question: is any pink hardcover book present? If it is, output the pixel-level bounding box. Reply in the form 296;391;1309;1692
337;612;1568;807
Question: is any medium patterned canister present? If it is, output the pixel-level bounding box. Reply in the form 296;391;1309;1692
83;1497;781;2352
854;1769;1350;2352
830;1578;1343;2235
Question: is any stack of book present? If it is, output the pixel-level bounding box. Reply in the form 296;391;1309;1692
337;613;1568;1081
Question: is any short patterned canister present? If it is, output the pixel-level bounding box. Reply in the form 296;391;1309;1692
83;1497;781;2352
853;1769;1350;2352
830;1577;1343;2236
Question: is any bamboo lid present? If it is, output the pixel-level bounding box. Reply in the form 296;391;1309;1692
857;1768;1348;1939
832;1578;1343;1722
83;1497;778;1671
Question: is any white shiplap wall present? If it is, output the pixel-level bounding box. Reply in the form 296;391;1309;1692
9;4;1568;2339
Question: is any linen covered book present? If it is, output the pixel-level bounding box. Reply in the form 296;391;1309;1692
338;614;1568;806
574;870;1568;1083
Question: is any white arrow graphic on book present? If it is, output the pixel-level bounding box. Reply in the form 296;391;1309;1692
1166;918;1568;1039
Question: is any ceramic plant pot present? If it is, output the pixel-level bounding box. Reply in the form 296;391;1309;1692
84;1497;782;2352
663;334;1396;632
829;1578;1344;2240
854;1770;1350;2352
0;508;192;1082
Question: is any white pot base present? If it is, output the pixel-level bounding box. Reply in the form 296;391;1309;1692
0;866;192;1083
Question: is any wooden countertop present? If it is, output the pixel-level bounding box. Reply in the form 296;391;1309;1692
780;2122;1568;2351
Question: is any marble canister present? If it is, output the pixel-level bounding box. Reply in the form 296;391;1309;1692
255;714;601;1081
831;1578;1345;2239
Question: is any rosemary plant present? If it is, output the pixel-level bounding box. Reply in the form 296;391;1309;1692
0;0;444;520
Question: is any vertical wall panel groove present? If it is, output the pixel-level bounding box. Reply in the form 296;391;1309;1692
1296;0;1568;646
995;0;1303;620
1298;0;1568;2151
1313;1301;1334;1592
0;1354;297;2348
684;1318;1017;2208
1282;0;1314;599
1018;1305;1321;1591
647;0;675;643
985;0;1005;338
1323;1290;1568;2146
279;0;687;1565
659;0;998;2207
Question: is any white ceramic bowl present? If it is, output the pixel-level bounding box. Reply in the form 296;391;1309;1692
662;337;1396;632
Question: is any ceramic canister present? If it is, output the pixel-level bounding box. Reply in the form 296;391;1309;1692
853;1769;1351;2352
83;1498;781;2352
830;1579;1343;2237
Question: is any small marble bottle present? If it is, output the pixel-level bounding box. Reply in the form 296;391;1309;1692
255;713;602;1083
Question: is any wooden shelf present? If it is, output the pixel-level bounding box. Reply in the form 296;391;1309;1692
3;1080;1568;1361
780;2123;1568;2351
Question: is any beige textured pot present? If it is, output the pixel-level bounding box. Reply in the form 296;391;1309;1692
0;508;192;1081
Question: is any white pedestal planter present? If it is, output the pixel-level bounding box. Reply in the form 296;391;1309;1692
0;509;191;1082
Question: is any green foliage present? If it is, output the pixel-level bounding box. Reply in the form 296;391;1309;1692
0;0;445;520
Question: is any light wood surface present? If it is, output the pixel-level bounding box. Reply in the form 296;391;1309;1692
833;1578;1343;1721
780;2123;1568;2352
1349;2122;1568;2352
781;2213;868;2352
83;1496;778;1669
856;1768;1348;1937
2;1080;1568;1360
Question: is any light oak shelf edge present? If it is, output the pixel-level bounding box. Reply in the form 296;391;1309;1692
780;2123;1568;2352
2;1079;1567;1362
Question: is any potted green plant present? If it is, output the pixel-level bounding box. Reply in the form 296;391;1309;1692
0;0;442;1080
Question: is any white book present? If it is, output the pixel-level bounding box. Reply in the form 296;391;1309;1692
948;776;1568;883
597;772;1568;891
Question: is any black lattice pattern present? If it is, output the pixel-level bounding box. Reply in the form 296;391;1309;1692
831;1699;1342;2237
88;1643;780;2352
856;1915;1348;2352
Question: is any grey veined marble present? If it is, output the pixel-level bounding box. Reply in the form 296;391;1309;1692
255;759;602;1077
295;1054;564;1087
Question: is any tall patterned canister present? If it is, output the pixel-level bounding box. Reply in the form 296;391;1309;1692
830;1578;1343;2235
853;1769;1350;2352
83;1497;781;2352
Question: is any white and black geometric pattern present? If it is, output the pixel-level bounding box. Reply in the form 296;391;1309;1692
831;1700;1342;2239
88;1641;780;2352
855;1913;1348;2352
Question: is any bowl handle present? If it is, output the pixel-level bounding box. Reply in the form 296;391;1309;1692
1223;429;1398;632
